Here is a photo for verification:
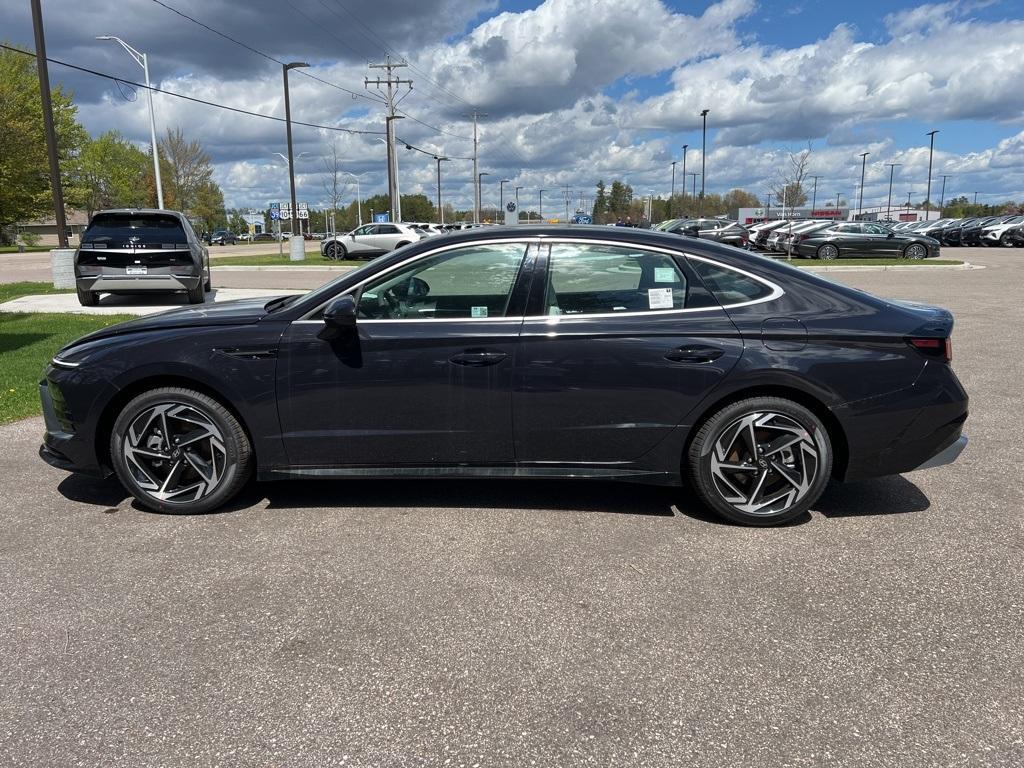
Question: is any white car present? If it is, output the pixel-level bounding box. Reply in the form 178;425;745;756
321;223;424;260
981;215;1024;246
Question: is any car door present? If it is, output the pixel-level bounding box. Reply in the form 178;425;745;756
372;224;403;253
860;223;894;255
512;241;744;466
347;224;378;256
276;240;534;467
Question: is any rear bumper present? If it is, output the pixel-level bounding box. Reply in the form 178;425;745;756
911;435;968;471
77;274;200;293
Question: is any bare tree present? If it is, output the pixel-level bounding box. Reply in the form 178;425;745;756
321;141;344;238
158;127;214;214
771;142;813;214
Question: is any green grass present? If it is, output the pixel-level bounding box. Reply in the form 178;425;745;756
792;258;964;267
212;253;364;267
0;281;74;303
0;311;135;424
0;245;52;253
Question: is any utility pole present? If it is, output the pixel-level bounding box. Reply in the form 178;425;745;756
938;175;951;217
562;184;571;223
282;62;309;242
884;163;901;222
30;0;68;248
465;110;487;223
806;175;822;216
366;56;411;222
700;109;710;214
765;192;772;220
687;172;699;203
925;130;939;218
538;189;547;222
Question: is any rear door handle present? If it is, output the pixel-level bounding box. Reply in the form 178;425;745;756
664;345;724;364
449;349;508;367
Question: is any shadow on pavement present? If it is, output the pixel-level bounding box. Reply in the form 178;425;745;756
56;472;931;524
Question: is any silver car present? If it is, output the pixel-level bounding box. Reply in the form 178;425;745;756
74;209;210;306
321;222;423;260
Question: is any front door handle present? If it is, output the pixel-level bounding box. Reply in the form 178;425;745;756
449;349;508;367
664;345;724;364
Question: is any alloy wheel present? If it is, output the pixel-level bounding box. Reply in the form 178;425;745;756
818;244;839;260
904;244;927;259
122;402;227;503
709;412;820;517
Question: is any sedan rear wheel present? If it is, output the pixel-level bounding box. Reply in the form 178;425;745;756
903;243;927;260
816;243;839;260
110;387;252;514
326;242;346;260
687;397;832;526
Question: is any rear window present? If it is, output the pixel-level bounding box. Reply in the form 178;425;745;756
83;214;187;247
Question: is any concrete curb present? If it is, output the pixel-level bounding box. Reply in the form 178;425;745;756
799;262;980;272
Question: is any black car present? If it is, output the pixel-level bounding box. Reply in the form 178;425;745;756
662;218;749;248
252;232;278;242
39;226;968;527
793;222;940;260
205;230;237;246
959;217;1002;247
74;209;211;306
1005;224;1024;247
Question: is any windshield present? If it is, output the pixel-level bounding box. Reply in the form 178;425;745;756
83;213;188;247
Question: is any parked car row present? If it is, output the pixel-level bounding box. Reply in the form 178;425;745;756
890;215;1024;247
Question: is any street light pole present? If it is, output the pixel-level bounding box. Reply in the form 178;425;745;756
499;179;511;216
514;186;523;211
680;145;688;213
857;151;870;219
669;161;677;218
97;35;164;209
282;62;309;240
341;171;366;226
809;175;822;214
925;130;939;218
938;175;951;217
699;110;709;214
538;189;547;222
884;163;901;222
433;156;449;225
687;172;699;202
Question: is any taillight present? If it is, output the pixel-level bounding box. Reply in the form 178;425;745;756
909;337;952;362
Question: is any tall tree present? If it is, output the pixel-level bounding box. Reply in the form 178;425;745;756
321;141;345;236
608;181;633;218
722;189;761;212
592;180;608;222
78;131;152;216
158;127;215;214
771;143;812;211
0;46;87;238
191;181;225;233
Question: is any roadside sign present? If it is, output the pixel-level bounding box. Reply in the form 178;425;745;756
270;202;280;221
572;214;593;225
504;200;519;226
297;202;309;220
373;212;389;223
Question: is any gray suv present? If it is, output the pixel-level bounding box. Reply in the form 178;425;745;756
75;209;211;306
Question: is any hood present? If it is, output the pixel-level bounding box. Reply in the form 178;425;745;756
62;296;281;348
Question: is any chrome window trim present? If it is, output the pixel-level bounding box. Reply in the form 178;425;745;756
294;236;783;324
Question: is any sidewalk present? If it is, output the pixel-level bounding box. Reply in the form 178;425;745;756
0;288;304;317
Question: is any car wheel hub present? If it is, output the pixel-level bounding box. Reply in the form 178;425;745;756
710;412;820;516
123;403;227;503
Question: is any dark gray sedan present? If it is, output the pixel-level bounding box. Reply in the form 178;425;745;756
793;222;941;260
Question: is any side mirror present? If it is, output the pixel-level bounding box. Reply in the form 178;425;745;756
887;232;895;238
318;295;357;340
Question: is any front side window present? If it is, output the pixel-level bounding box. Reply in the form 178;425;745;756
356;243;527;320
545;244;693;315
353;225;375;236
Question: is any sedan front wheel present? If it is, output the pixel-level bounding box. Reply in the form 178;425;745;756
110;387;252;514
903;243;927;260
687;397;832;526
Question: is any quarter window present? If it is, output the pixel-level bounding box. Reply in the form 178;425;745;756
688;258;776;306
356;243;527;320
544;244;693;315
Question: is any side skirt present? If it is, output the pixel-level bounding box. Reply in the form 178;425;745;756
258;464;677;485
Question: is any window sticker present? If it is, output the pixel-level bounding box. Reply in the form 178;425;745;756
648;287;674;310
654;267;678;283
471;306;489;318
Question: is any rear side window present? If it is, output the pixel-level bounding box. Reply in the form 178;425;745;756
688;258;777;306
545;244;702;315
83;214;187;247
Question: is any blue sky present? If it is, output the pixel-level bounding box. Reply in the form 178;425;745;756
5;0;1023;209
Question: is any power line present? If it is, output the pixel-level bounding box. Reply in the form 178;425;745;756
0;43;385;135
149;0;383;104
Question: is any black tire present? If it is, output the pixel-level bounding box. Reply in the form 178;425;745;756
76;286;99;306
816;243;839;260
326;242;346;260
1000;233;1013;247
687;396;832;526
110;387;252;514
187;281;205;304
204;268;212;292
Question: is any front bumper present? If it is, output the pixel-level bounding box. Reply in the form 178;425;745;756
38;378;108;477
77;274;200;293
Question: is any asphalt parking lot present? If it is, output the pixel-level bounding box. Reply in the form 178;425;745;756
1;250;1021;766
